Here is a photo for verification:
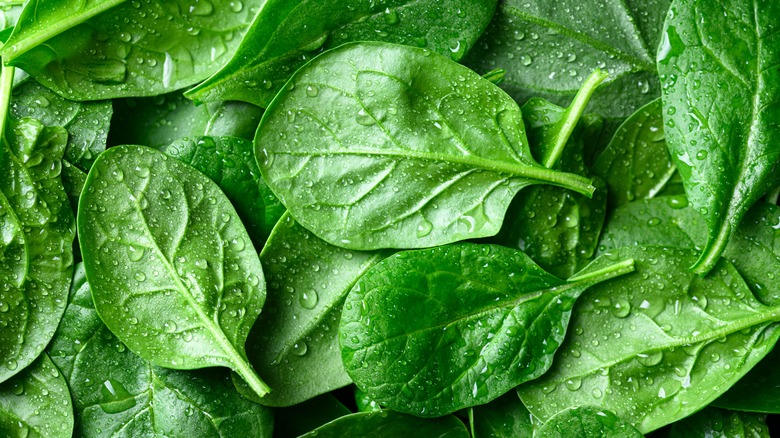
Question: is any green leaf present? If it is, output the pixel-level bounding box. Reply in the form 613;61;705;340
237;213;387;406
186;0;498;107
536;406;642;438
162;136;284;248
657;0;780;274
298;411;470;438
668;407;769;438
517;246;780;433
256;42;596;250
61;160;87;213
471;392;535;438
0;118;75;384
340;243;634;416
592;98;676;208
355;387;382;413
0;353;74;438
273;393;351;438
463;0;670;121
0;1;23;30
1;0;262;99
47;263;274;437
109;91;263;148
715;346;780;413
77;144;270;397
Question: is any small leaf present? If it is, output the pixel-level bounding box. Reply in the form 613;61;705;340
536;406;642;438
668;407;769;438
471;392;535;438
298;411;470;438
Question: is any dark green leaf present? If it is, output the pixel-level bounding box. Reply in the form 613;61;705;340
1;0;262;99
463;0;670;121
238;214;386;406
340;243;634;416
256;42;596;250
47;263;274;437
297;411;469;438
0;353;74;438
78;144;270;397
536;406;642;438
273;393;351;438
668;407;769;438
162;136;284;248
109;91;263;148
715;346;780;413
518;246;780;433
657;0;780;274
471;392;534;438
0;118;75;383
186;0;498;107
593;98;676;208
61;160;87;213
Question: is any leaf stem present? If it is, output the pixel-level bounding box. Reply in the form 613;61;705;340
233;358;272;398
568;258;635;285
0;63;15;140
542;69;608;168
691;222;733;276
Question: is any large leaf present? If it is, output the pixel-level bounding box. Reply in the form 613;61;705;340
47;263;274;437
536;406;642;438
471;392;535;438
463;0;670;122
0;118;74;384
657;0;780;274
256;42;596;250
298;411;470;438
715;346;780;413
668;407;769;438
340;243;634;416
592;98;676;207
0;353;74;438
78;144;270;397
239;213;386;406
186;0;498;107
517;246;780;433
0;0;262;99
162;136;284;248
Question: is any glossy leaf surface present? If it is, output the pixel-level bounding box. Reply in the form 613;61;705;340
256;42;595;250
715;346;780;413
1;0;262;99
162;136;284;248
536;406;642;438
0;118;74;383
47;263;274;437
0;354;74;438
471;392;534;438
239;214;386;406
668;407;769;438
340;243;634;416
298;411;469;438
518;246;780;433
186;0;498;107
463;0;670;121
657;0;780;274
78;145;269;397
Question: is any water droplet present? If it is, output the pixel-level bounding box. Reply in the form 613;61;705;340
292;342;308;356
564;377;582;391
111;169;124;181
134;272;146;282
637;351;663;366
6;359;18;371
100;379;137;413
416;219;433;237
11;380;23;395
163;320;177;333
188;0;214;16
610;298;631;318
305;84;319;97
695;150;708;160
300;289;318;309
520;55;533;66
0;302;8;312
229;0;243;12
195;259;209;270
356;108;376;126
591;388;603;398
383;8;399;25
231;237;246;251
127;245;145;262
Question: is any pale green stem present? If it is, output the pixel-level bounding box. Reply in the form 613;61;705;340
568;259;635;285
0;63;15;140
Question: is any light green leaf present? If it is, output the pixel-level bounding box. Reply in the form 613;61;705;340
536;406;642;438
298;411;469;438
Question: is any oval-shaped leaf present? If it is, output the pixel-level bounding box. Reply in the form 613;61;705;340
1;0;262;99
47;263;274;437
668;407;769;438
0;118;74;383
657;0;780;274
340;243;634;416
714;346;780;413
298;411;469;438
517;246;780;433
536;406;642;438
78;144;270;397
471;392;535;438
186;0;498;107
0;353;74;438
256;42;595;250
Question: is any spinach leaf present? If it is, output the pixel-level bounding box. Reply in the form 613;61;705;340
470;392;534;438
10;74;112;172
0;0;262;99
273;393;351;438
298;411;469;438
517;246;780;433
668;407;769;438
657;0;780;274
340;243;634;416
536;406;642;438
47;263;274;437
0;353;74;438
0;117;75;384
714;346;780;413
237;213;386;406
463;0;670;122
61;160;87;213
592;98;676;207
162;136;284;248
109;92;263;148
257;42;596;250
186;0;498;107
78;144;270;397
355;387;382;413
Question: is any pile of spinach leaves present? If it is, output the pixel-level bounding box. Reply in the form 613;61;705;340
1;0;779;436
